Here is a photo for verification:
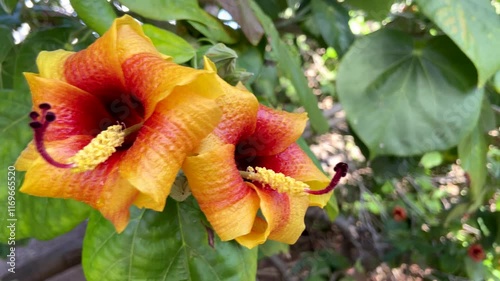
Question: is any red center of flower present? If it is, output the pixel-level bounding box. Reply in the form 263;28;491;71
234;141;348;195
101;94;145;149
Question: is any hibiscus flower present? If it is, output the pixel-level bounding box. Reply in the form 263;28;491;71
183;59;348;248
15;16;223;232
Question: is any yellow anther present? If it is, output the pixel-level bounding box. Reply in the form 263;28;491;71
241;166;309;195
70;125;125;172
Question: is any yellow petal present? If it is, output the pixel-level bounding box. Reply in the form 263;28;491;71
36;50;74;80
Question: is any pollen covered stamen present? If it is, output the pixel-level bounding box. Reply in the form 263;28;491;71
240;166;309;196
69;125;125;172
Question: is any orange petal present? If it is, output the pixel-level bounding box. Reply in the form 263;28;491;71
183;143;260;241
253;143;331;207
17;136;138;232
119;90;222;211
122;52;223;118
25;73;113;141
210;76;259;145
63;15;160;102
236;184;309;248
240;105;308;157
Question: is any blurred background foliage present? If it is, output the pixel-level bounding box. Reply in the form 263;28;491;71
0;0;499;280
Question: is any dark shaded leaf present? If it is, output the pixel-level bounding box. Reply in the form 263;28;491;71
311;0;354;57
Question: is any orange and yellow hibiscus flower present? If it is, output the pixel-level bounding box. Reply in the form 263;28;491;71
183;59;348;249
15;16;224;232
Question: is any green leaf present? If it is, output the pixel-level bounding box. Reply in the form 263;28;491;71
142;24;195;64
0;26;14;89
325;195;339;221
119;0;237;44
13;27;85;91
458;98;493;203
464;257;487;281
70;0;117;35
82;197;258;281
250;0;329;134
337;29;483;157
258;240;289;259
419;151;443;169
311;0;354;57
415;0;500;86
345;0;393;21
0;0;18;14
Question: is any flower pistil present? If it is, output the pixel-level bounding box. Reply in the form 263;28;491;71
29;103;134;172
240;162;348;196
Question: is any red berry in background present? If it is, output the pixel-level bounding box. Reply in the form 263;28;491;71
392;206;407;222
468;244;486;262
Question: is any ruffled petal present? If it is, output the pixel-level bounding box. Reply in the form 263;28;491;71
25;73;113;141
236;183;309;248
183;143;260;241
122;53;223;118
36;50;74;80
253;143;331;207
63;15;160;102
240;105;308;157
16;136;138;232
119;90;222;211
210;76;259;145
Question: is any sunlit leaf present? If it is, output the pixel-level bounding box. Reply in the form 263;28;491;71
345;0;394;21
142;24;195;64
119;0;237;44
415;0;500;86
70;0;116;35
337;29;483;157
83;197;258;281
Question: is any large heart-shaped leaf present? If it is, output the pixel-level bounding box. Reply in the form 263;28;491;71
415;0;500;86
82;197;258;281
337;29;483;157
